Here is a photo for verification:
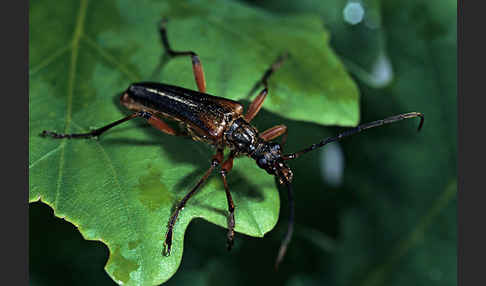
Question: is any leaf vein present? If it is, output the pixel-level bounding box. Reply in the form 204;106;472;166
29;43;73;76
54;0;88;208
29;144;63;169
82;34;141;82
207;18;272;52
69;117;144;282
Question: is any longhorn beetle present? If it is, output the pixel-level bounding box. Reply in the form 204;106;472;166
41;19;424;269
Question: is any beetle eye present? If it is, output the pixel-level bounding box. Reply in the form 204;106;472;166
257;158;267;168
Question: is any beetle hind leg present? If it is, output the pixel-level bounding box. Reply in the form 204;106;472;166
41;111;181;139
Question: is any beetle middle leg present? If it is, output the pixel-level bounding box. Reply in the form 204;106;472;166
245;53;289;122
220;152;237;251
41;111;179;139
159;19;207;93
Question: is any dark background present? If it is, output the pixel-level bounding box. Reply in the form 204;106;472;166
30;0;457;285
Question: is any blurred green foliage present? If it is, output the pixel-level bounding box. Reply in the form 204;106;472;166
30;0;456;285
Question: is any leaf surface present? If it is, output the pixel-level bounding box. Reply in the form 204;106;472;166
29;0;359;284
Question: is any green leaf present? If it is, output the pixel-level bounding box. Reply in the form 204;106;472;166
29;0;359;284
246;0;393;88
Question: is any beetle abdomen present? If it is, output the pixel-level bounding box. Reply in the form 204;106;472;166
121;82;243;140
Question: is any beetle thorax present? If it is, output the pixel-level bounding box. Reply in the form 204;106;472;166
224;117;293;183
224;117;260;154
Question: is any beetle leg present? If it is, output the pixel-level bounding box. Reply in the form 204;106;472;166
40;111;179;139
220;152;236;251
159;19;207;93
245;87;268;122
257;52;289;91
139;111;179;136
259;124;287;143
245;53;288;121
41;113;138;139
163;149;223;256
259;124;288;151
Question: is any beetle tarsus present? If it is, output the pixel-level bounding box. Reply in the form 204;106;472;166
40;130;93;139
163;232;173;256
226;211;235;251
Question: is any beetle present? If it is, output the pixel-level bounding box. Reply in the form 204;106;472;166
41;19;424;269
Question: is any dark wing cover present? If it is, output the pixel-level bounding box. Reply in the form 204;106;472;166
127;82;243;138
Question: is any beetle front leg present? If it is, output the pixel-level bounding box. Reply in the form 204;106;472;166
245;53;288;122
260;124;287;142
159;19;207;93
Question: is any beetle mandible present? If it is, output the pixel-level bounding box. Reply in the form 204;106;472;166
41;19;424;269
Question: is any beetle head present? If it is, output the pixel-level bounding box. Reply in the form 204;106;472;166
253;142;294;184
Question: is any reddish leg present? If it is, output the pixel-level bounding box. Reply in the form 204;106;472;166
143;112;180;136
245;88;268;122
245;53;288;122
220;152;236;250
41;111;178;139
259;52;289;88
260;124;288;150
159;19;207;93
164;149;224;256
260;124;287;142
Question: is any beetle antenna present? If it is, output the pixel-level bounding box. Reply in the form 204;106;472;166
282;112;424;160
275;175;295;271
